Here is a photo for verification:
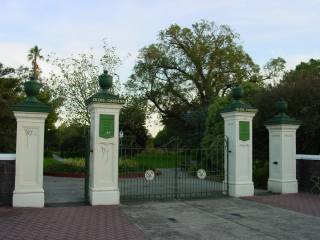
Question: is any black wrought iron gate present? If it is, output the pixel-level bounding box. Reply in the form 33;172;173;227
119;136;228;201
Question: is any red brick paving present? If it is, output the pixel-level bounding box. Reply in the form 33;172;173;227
0;205;144;240
244;193;320;217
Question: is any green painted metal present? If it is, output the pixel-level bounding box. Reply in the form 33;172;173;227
119;136;228;201
220;85;256;113
12;78;50;113
99;114;114;139
239;121;250;141
85;71;125;105
265;98;301;125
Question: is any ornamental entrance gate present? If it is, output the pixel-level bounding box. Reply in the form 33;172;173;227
119;136;228;201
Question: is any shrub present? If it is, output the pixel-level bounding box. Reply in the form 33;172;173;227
253;159;269;189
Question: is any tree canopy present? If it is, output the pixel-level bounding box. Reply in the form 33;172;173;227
128;21;260;117
127;20;263;145
48;42;121;125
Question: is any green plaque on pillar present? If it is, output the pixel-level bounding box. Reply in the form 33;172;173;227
239;121;250;141
99;114;114;139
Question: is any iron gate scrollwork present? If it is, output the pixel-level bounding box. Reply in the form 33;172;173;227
119;136;229;201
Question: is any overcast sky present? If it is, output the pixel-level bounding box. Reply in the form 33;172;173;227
1;0;320;135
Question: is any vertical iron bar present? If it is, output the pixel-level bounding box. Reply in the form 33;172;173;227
226;137;229;196
174;142;178;199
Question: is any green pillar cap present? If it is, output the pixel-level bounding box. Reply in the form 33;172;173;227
85;71;125;105
265;98;300;125
11;75;50;113
220;85;256;113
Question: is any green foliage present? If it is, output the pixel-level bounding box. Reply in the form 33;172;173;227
47;41;121;125
202;97;229;148
127;20;261;145
243;59;320;158
253;160;269;189
154;127;171;147
37;86;61;152
269;59;320;154
56;123;88;157
0;70;23;152
263;57;286;85
120;97;149;147
118;159;139;173
202;81;264;148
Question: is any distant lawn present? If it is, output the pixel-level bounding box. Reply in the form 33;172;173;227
44;149;196;174
119;149;187;171
44;157;85;174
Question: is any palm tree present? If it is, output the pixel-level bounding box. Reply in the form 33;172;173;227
27;45;43;80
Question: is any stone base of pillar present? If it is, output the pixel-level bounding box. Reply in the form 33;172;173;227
228;182;254;197
268;179;298;194
89;188;119;205
12;190;44;207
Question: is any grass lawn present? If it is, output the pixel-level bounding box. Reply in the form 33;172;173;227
44;149;198;174
44;157;85;174
119;149;189;172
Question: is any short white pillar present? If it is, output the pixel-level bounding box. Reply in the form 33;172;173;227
265;99;300;194
12;112;48;207
220;86;257;197
86;71;123;205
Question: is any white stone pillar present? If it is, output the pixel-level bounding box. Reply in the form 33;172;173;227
265;99;300;194
86;71;123;205
12;78;50;208
87;103;121;205
220;86;257;197
12;112;48;207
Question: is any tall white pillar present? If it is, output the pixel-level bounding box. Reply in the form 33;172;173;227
86;71;123;205
265;99;300;194
220;86;257;197
12;78;50;207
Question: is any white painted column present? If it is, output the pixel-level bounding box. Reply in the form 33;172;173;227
266;124;299;193
265;99;300;194
221;111;257;197
12;112;48;207
88;103;122;205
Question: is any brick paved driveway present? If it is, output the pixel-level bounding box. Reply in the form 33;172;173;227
244;193;320;217
0;205;144;240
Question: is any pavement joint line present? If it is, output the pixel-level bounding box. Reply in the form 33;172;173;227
180;199;280;240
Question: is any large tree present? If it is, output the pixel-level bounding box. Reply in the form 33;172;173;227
48;42;121;125
127;20;261;142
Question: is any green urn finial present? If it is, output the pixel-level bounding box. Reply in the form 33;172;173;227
11;74;50;113
98;70;113;92
24;75;41;100
275;98;288;115
264;98;300;125
220;84;256;113
232;85;243;101
85;70;125;105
